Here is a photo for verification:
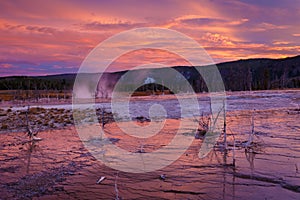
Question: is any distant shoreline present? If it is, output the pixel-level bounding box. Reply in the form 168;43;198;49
1;88;299;109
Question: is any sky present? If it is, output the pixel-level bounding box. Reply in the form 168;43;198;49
0;0;300;76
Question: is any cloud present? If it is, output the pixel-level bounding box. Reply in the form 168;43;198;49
273;41;291;45
179;16;249;27
25;26;56;34
77;20;146;32
180;17;226;26
251;22;289;32
201;33;235;46
0;63;13;69
0;0;299;76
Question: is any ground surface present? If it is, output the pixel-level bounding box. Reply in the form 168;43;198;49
0;90;299;199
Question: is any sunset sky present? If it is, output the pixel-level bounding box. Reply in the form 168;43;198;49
1;0;300;76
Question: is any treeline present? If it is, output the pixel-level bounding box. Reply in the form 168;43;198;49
0;75;74;101
127;56;300;93
176;55;300;92
217;56;300;91
0;75;74;91
0;56;299;97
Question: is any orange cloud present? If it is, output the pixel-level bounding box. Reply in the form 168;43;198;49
1;63;13;69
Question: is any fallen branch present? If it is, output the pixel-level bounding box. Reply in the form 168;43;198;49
115;173;120;200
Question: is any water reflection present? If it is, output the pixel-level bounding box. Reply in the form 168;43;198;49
23;140;40;174
245;149;256;172
1;106;299;199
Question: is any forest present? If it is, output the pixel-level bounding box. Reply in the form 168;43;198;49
0;55;299;100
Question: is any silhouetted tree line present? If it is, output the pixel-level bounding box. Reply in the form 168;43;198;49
0;76;73;91
174;56;300;92
123;56;300;93
216;56;300;91
0;56;299;97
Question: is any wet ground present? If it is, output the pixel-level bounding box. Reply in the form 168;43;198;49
0;90;300;199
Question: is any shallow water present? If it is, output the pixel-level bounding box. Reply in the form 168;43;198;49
0;90;300;199
5;90;300;113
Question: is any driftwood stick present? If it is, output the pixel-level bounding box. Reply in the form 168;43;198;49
233;138;236;167
115;172;120;200
223;100;227;150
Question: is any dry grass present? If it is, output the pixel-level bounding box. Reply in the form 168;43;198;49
194;114;211;139
0;90;72;101
1;124;8;130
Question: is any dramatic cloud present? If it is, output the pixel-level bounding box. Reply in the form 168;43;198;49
0;0;299;76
